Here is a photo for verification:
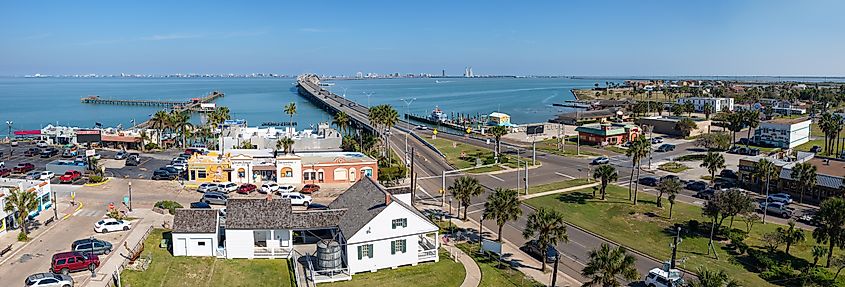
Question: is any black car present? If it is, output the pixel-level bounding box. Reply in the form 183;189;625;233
656;144;675;152
24;148;40;157
714;179;736;189
159;166;180;175
719;169;738;179
685;181;708;192
151;170;176;180
639;176;659;187
190;201;212;209
72;238;113;255
694;188;716;200
40;148;58;158
810;146;823;153
521;240;558;263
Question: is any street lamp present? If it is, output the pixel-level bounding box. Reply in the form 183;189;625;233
400;98;416;161
128;181;133;212
363;91;375;107
5;120;12;160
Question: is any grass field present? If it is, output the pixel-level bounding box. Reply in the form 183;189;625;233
795;139;825;153
121;229;294;287
528;178;593;194
658;162;690;173
426;136;534;171
322;249;465;287
456;243;544;287
536;138;600;157
524;185;844;287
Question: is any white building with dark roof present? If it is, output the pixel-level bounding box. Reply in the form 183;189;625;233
172;209;221;257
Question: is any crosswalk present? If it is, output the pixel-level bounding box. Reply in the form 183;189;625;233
74;209;103;217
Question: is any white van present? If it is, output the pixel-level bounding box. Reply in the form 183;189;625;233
643;267;684;287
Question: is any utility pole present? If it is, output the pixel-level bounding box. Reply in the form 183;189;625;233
128;181;133;212
551;252;560;287
670;226;681;269
532;136;536;166
410;147;415;204
5;120;12;160
441;170;446;207
762;172;770;224
52;188;58;220
524;162;529;195
401;98;416;161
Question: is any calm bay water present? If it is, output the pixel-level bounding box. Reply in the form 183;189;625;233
0;77;608;130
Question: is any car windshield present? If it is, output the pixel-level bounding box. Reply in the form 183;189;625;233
96;220;105;225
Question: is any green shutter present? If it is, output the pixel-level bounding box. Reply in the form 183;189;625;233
357;246;362;260
401;240;406;253
392;220;396;229
391;241;396;254
368;244;374;258
403;219;407;227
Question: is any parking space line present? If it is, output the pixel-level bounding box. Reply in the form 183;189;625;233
487;174;505;182
555;172;575;179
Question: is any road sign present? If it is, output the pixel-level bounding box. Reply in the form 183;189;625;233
85;149;96;157
465;127;472;134
432;129;438;135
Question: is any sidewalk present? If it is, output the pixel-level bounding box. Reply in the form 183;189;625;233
520;182;599;200
442;243;481;287
0;200;76;262
86;209;170;287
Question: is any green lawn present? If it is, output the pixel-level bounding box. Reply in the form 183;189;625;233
426;136;535;171
658;162;690;173
456;243;544;287
528;178;593;194
795;139;825;153
524;185;843;287
603;145;628;154
466;165;505;174
322;249;465;287
121;229;294;287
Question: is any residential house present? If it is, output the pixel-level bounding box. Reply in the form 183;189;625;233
676;97;735;112
172;209;221;257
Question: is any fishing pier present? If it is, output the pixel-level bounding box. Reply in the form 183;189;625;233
81;91;224;112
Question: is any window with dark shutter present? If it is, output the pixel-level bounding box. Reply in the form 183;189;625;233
391;241;396;255
357;246;363;260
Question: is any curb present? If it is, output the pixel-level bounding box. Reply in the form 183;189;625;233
62;202;84;220
83;177;112;187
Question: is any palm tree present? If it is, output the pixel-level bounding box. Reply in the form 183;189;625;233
812;245;828;267
592;164;617;200
488;126;508;163
625;136;649;204
332;111;350;136
743;110;760;148
581;243;638;287
483;188;522;242
819;113;834;155
278;137;294;155
689;268;740;287
726;112;744;145
522;207;568;272
149;110;170;147
703;102;714;120
700;152;725;185
791;162;817;204
169;110;192;148
752;159;778;224
449;176;483;220
658;178;683;218
777;220;805;255
284;102;297;131
813;197;845;267
3;187;39;239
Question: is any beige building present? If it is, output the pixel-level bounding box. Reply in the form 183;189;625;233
635;116;711;137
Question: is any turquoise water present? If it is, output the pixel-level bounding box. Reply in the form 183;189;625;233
0;77;604;130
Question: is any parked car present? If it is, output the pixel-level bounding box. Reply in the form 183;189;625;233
0;168;11;177
621;141;632;147
651;137;664;144
11;141;18;147
41;148;59;158
643;268;685;287
190;201;212;209
71;238;113;255
59;171;82;183
591;156;610;165
94;218;131;233
25;272;74;287
747;148;761;156
35;141;49;148
218;182;238;193
301;184;321;194
24;148;41;157
260;182;280;193
125;153;141;166
685;181;708;192
61;149;78;158
237;183;257;194
768;193;793;204
810;145;823;153
201;192;228;205
694;188;717;200
151;170;177;180
759;202;793;218
114;150;128;160
520;239;558;263
279;192;312;206
159;166;180;175
656;144;675;152
719;169;738;179
13;163;35;173
278;184;296;193
713;178;736;189
197;183;220;193
50;251;100;275
638;176;659;187
39;170;55;180
660;175;680;183
171;162;187;171
25;171;42;180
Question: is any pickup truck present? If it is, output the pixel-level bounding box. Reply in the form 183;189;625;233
12;163;35;173
59;170;82;183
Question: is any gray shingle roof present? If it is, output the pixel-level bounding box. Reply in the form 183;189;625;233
328;177;432;238
173;209;218;233
226;198;346;230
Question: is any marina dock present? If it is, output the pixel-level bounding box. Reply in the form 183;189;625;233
81;91;224;112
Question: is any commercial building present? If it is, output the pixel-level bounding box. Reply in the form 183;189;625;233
187;150;378;187
753;117;811;149
218;123;341;152
739;152;844;204
172;178;439;284
676;97;735;112
575;122;641;146
635;116;712;137
487;112;513;127
0;179;52;236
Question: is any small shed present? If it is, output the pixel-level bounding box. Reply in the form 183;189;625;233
172;209;220;257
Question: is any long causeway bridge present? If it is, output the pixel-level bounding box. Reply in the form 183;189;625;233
296;74;378;133
81;91;224;112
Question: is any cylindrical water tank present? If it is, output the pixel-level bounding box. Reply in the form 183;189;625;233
316;240;342;270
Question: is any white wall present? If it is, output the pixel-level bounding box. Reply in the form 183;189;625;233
345;203;439;274
276;159;302;186
173;233;217;257
225;229;255;259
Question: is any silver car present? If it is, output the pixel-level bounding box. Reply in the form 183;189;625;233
201;192;228;205
25;272;74;287
197;183;219;193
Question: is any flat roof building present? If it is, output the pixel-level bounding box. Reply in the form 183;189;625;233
753;117;811;149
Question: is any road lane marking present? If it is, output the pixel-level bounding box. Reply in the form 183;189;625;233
64;202;85;220
487;174;505;182
555;172;575;179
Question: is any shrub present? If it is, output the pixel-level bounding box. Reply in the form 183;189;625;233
17;231;28;242
483;155;496;165
144;143;159;150
675;154;707;161
760;264;797;282
686;220;701;233
805;267;835;286
88;175;106;183
107;210;126;220
746;249;777;272
154;200;183;215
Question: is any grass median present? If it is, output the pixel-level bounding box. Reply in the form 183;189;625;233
524;185;839;286
456;243;544;287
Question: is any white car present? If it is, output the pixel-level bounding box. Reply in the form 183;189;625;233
260;182;280;193
197;182;219;193
94;218;131;233
643;268;684;287
217;182;238;193
36;141;49;148
25;272;74;287
171;162;187;171
279;192;312;206
39;171;55;180
278;184;296;193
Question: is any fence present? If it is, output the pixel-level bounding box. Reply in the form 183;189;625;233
109;225;155;287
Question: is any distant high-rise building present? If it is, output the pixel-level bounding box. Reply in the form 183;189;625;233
464;66;474;78
442;69;446;77
355;72;363;78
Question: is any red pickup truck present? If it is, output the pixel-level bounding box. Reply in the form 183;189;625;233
0;168;11;177
12;163;35;173
59;170;82;183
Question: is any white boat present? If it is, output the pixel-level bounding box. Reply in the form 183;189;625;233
319;82;336;87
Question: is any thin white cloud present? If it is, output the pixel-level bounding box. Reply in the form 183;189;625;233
140;34;203;41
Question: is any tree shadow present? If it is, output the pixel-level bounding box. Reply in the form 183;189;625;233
556;192;590;204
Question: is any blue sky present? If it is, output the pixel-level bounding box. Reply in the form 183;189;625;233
1;1;844;76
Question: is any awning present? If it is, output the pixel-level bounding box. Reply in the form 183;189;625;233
14;130;41;136
101;135;141;143
252;165;276;171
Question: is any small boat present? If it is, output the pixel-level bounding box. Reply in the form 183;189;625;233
319;82;335;87
428;107;448;123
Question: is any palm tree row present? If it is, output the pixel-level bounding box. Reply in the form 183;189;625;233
367;104;399;162
625;136;650;205
818;112;844;156
148;109;197;149
723;109;760;147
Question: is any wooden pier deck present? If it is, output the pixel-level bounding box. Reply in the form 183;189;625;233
81;91;224;111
